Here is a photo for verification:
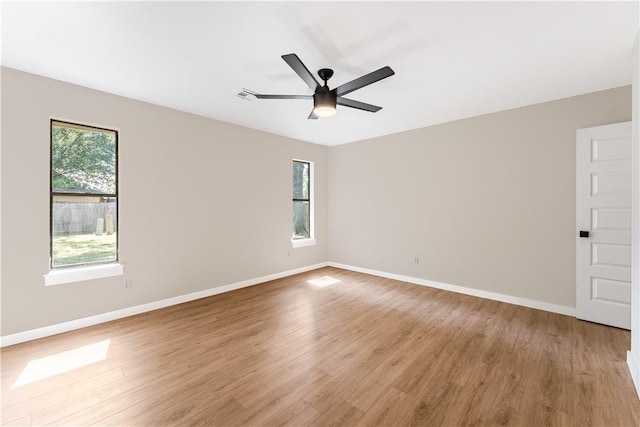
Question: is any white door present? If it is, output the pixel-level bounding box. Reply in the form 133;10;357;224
577;121;632;329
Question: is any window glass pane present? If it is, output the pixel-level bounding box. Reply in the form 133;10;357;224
292;201;310;239
52;195;117;267
52;122;116;194
293;161;309;200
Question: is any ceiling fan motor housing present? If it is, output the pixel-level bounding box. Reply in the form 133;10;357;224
314;86;337;110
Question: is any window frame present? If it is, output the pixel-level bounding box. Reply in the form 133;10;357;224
292;159;316;247
49;119;119;270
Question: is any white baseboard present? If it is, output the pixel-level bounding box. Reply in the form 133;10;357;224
0;262;329;347
328;262;576;317
628;351;640;399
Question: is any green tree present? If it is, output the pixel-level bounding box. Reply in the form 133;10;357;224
52;125;116;194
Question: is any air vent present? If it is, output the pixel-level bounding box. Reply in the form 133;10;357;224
236;89;257;101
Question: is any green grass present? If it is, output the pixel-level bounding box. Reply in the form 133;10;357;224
52;232;117;267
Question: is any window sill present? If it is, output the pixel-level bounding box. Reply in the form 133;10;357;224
44;263;124;286
291;238;316;248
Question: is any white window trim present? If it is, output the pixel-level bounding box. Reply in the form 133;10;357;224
44;263;123;286
292;159;315;248
291;238;317;248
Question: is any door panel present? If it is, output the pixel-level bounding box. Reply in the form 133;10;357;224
590;277;631;306
577;121;632;329
591;208;631;231
591;136;633;162
591;172;632;196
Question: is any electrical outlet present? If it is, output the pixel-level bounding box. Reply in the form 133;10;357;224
414;257;420;264
125;280;133;288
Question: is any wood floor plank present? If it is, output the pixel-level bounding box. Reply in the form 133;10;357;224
182;397;248;427
2;367;124;423
1;414;31;426
307;398;363;427
2;358;125;407
1;266;638;426
353;386;413;427
232;368;331;425
41;363;228;425
100;369;236;426
258;399;320;427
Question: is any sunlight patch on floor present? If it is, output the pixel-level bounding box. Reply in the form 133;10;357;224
12;339;111;388
307;276;341;288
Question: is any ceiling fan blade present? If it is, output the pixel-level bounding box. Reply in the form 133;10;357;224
337;97;382;112
282;54;320;91
335;66;395;97
254;94;312;99
308;109;319;120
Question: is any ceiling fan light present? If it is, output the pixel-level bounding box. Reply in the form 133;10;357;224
313;90;337;118
313;106;336;117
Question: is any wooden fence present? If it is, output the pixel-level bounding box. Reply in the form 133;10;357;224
53;201;117;235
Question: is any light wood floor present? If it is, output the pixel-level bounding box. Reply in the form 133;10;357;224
2;267;639;426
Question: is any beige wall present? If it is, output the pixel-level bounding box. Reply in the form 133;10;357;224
1;68;328;335
328;86;632;309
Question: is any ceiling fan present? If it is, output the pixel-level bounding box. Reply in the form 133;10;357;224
243;53;395;119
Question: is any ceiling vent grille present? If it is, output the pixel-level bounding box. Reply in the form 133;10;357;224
236;89;257;101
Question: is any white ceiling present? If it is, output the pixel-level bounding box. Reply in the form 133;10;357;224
2;1;638;146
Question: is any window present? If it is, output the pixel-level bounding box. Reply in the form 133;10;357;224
292;160;315;247
50;120;118;268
